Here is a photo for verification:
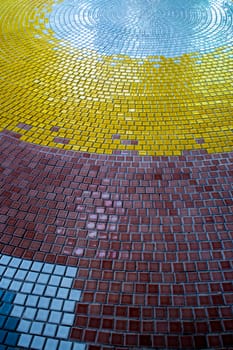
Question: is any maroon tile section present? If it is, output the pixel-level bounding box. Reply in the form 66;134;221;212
0;130;233;349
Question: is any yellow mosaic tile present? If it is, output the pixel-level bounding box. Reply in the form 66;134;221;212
0;0;233;155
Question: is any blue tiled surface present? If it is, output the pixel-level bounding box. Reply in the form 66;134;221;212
48;0;233;57
0;254;86;350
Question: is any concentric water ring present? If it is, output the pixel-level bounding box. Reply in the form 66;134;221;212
48;0;233;57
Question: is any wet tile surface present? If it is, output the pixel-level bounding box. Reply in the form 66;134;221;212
0;0;233;349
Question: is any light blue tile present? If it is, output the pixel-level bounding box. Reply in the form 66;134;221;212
49;311;62;324
60;341;72;350
36;309;49;322
14;293;27;305
33;284;46;295
31;261;43;272
0;315;6;328
23;307;37;320
72;344;87;350
21;282;34;293
18;334;33;347
38;296;51;309
42;263;54;274
43;323;57;337
11;305;24;318
61;277;73;288
56;325;70;339
0;278;11;289
50;299;63;311
5;267;17;278
0;255;11;265
54;265;66;276
10;280;22;291
56;288;69;299
9;257;21;267
66;267;77;277
17;319;31;333
30;321;44;335
63;300;75;312
0;266;6;275
14;269;27;280
45;286;57;297
31;336;46;350
49;275;61;286
69;289;81;301
26;295;39;307
61;313;75;325
26;271;39;282
37;273;50;284
20;260;32;270
44;338;59;350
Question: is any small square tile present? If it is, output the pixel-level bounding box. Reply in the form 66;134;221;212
15;269;27;280
57;325;70;339
0;330;7;343
33;284;46;296
31;262;43;272
37;273;50;284
2;291;15;303
18;319;31;332
63;300;75;312
0;278;11;289
38;296;51;309
18;334;33;347
49;275;61;286
5;316;19;330
21;282;34;294
45;286;57;297
10;280;22;291
0;255;11;265
0;302;13;315
60;340;72;349
44;338;59;350
49;311;62;324
61;313;75;325
56;288;69;299
26;295;39;307
9;257;21;268
69;289;81;301
5;267;17;278
42;264;54;274
43;323;57;337
61;277;73;288
5;332;19;346
54;265;66;276
31;336;46;349
36;309;49;322
0;315;6;328
26;271;39;282
30;321;44;335
20;260;32;270
0;266;6;276
14;293;27;305
11;305;24;318
23;307;37;320
72;344;86;350
66;267;77;277
50;299;63;311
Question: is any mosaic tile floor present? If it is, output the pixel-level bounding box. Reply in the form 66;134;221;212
0;0;233;349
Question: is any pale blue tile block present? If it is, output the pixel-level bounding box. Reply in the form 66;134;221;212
20;259;32;270
0;255;11;265
54;265;66;276
49;311;62;324
49;275;61;286
45;285;57;297
21;282;34;293
50;298;63;311
0;266;6;275
31;336;46;350
66;267;77;277
69;289;81;301
0;278;11;289
14;269;27;280
23;307;37;320
73;344;87;350
42;263;54;274
5;267;17;278
60;341;72;350
33;284;46;295
38;296;51;309
11;305;24;318
17;319;31;333
61;277;73;288
37;273;50;284
63;300;75;312
36;309;49;322
56;288;69;299
18;334;33;348
61;313;75;325
43;323;57;337
26;271;39;282
10;280;23;291
44;338;59;350
26;295;39;307
30;321;44;335
31;261;43;272
14;293;27;305
56;325;70;339
9;257;21;267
